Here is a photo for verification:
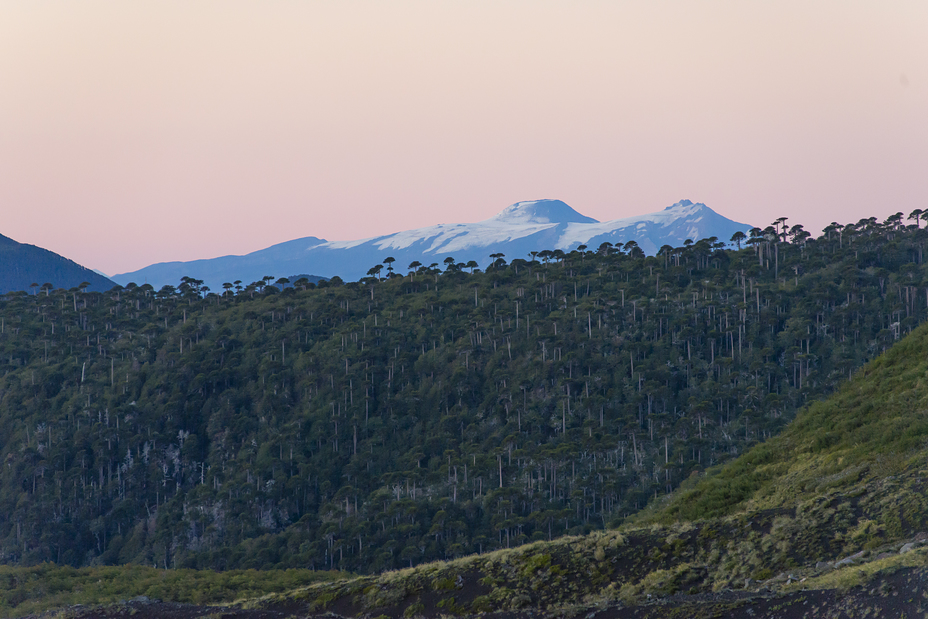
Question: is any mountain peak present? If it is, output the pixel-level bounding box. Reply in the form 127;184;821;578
492;200;599;225
114;199;753;289
664;199;702;210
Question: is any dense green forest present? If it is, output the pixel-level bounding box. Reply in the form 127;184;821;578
1;213;927;574
232;310;928;619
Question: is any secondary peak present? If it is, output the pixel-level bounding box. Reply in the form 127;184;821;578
493;199;599;225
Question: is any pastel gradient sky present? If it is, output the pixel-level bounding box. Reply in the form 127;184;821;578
1;1;926;275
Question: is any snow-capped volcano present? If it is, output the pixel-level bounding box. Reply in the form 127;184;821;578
112;199;751;290
492;199;599;225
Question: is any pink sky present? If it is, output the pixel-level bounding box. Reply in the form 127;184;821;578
1;1;926;276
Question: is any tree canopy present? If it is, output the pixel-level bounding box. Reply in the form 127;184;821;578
0;213;927;573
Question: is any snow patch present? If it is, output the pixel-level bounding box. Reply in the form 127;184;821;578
114;198;752;290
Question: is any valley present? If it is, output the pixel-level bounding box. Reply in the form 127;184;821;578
1;213;927;616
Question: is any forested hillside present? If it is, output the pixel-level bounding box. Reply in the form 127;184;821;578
1;213;926;574
229;311;928;619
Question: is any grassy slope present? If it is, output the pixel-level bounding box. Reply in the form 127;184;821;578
639;316;928;530
0;564;344;617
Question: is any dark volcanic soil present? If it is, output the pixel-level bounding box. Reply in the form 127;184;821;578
30;567;928;619
588;566;928;618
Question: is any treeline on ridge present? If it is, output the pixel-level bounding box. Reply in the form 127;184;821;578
0;213;926;573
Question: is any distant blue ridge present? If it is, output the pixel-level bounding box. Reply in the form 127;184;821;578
112;200;752;291
0;233;116;294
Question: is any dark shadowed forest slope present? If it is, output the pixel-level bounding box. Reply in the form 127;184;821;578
1;213;928;576
0;233;115;295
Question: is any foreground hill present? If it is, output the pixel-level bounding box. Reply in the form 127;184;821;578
0;212;926;578
226;306;928;616
21;291;928;619
233;315;928;617
112;199;752;290
0;232;115;294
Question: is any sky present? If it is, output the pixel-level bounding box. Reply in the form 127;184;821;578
1;1;926;276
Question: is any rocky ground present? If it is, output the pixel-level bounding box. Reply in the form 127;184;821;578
29;565;928;619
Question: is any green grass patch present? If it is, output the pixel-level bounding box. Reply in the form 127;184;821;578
639;322;928;525
0;563;345;617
